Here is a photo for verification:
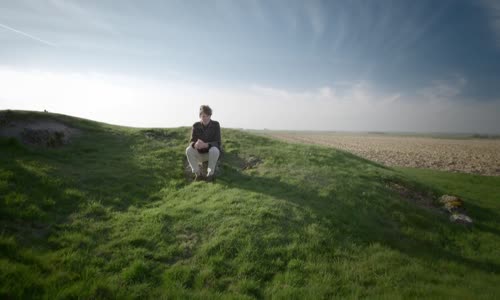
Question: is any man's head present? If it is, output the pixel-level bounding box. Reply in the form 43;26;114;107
199;105;212;125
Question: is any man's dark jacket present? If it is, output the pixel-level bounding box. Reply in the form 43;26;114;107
190;120;222;153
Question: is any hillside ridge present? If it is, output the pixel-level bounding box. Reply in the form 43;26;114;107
1;110;499;299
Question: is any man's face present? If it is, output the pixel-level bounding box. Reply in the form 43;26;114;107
200;113;211;125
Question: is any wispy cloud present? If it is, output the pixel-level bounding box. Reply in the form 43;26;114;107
418;75;467;104
480;0;500;47
47;0;117;35
304;0;326;38
0;22;56;46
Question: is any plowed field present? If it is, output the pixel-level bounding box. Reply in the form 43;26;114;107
264;132;500;176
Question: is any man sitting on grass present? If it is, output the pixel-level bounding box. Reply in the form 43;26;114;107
186;105;221;182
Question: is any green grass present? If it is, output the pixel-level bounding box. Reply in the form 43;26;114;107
1;110;500;299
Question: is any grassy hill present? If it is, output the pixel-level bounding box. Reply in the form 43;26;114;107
1;110;499;299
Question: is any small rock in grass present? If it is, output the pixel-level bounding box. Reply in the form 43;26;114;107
450;213;473;225
439;195;463;205
243;156;262;170
443;200;465;213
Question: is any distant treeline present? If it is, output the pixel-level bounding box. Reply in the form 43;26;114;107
471;133;500;139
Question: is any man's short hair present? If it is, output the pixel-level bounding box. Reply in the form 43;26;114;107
199;105;212;116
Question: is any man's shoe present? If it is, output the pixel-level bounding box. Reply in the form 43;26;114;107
206;174;216;183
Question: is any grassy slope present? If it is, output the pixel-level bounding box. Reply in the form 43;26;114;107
1;111;499;299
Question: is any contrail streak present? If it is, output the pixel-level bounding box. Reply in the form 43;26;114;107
0;22;56;46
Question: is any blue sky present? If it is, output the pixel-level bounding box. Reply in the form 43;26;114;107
1;0;499;133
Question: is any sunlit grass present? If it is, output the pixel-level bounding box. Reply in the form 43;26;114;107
1;111;499;299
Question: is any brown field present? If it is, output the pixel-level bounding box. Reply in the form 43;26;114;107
260;131;500;176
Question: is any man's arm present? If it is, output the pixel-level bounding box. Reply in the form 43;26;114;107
207;123;221;150
189;124;198;148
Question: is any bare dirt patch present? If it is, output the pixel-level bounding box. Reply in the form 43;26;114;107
386;181;438;212
264;132;500;176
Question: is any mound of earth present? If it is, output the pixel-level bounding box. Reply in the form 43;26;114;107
0;112;79;147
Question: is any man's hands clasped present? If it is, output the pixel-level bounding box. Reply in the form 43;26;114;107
194;139;209;150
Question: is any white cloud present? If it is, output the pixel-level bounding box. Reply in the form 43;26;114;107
0;67;199;127
0;67;499;133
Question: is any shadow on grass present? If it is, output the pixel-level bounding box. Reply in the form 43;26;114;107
0;131;187;243
217;152;500;276
465;201;500;237
0;157;65;243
